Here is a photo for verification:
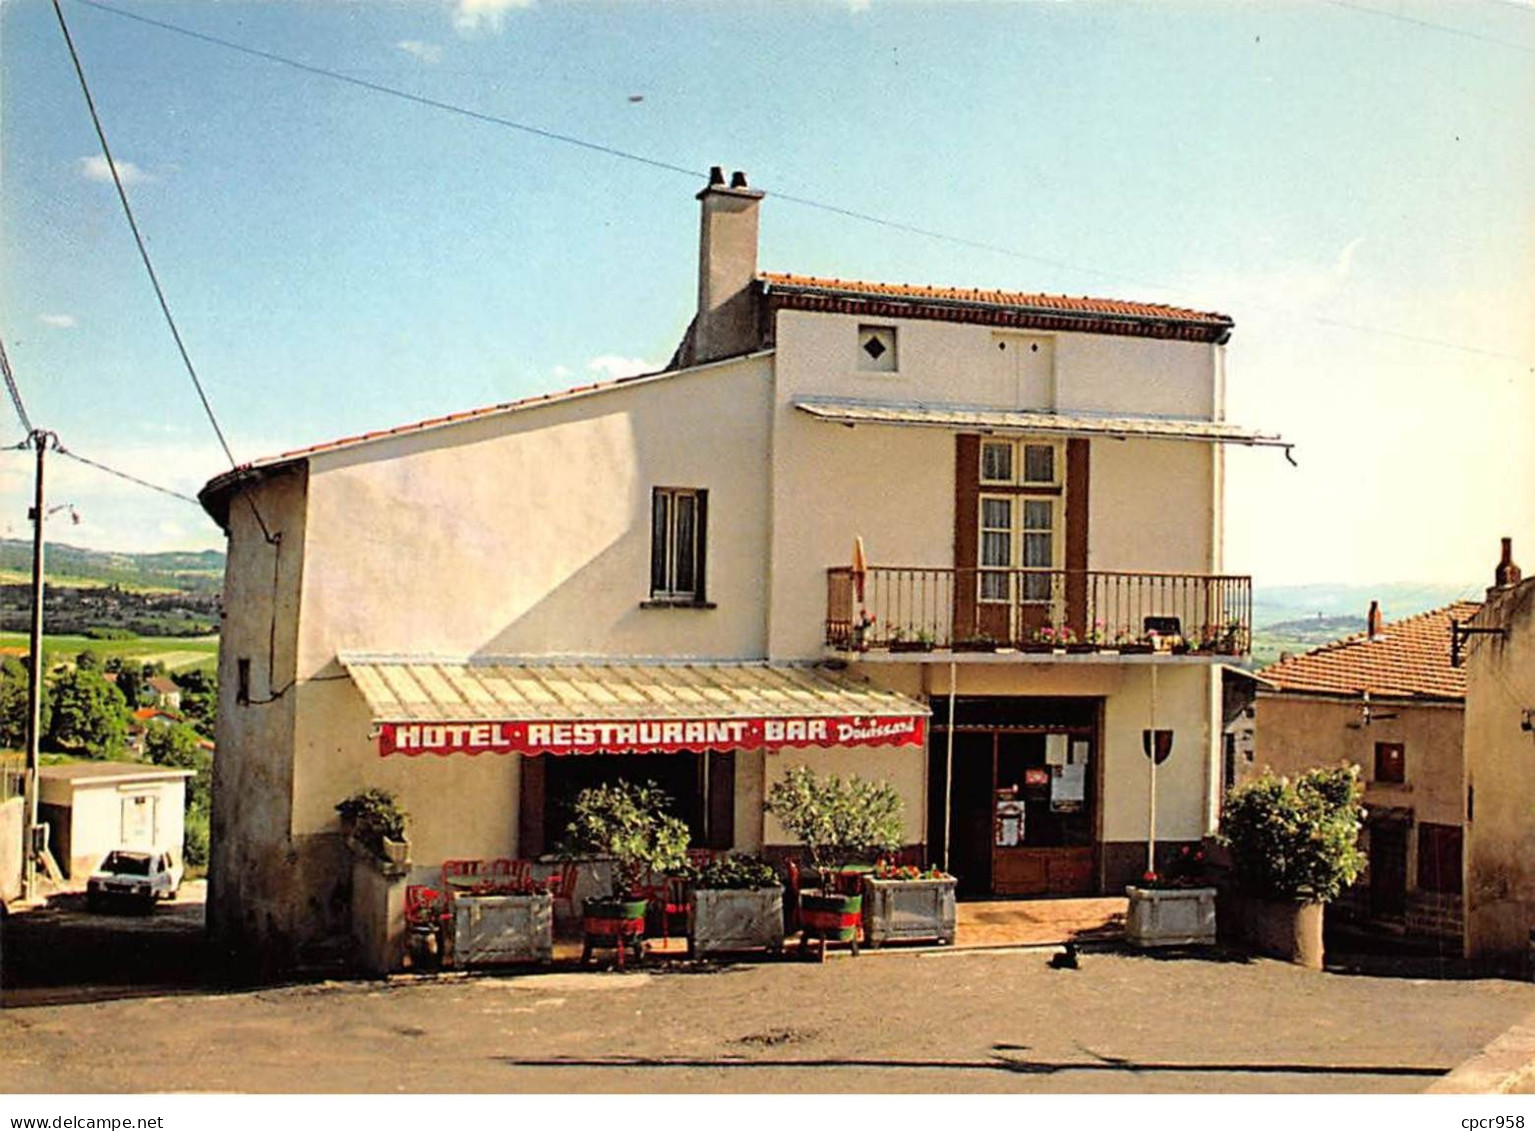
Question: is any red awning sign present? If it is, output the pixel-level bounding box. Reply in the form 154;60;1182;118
378;715;925;758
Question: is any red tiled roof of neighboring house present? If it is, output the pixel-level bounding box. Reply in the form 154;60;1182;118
133;707;180;722
147;677;180;694
758;273;1234;341
1258;600;1483;702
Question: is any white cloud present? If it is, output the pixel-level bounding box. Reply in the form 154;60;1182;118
586;355;657;380
551;364;572;380
396;40;443;64
39;314;77;329
77;155;151;185
451;0;534;35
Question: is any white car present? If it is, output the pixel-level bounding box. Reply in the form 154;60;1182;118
85;848;183;912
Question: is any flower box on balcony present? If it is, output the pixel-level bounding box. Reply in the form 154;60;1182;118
889;640;934;654
1125;885;1217;948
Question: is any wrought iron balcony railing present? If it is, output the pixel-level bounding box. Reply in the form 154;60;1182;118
826;566;1252;656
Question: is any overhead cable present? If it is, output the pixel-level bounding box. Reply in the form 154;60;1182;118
0;337;35;437
55;445;201;506
67;0;1534;367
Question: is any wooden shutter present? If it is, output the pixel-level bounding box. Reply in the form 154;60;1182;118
1064;438;1090;635
706;749;735;849
954;435;980;639
519;756;546;858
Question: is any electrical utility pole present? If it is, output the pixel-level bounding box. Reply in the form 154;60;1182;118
21;429;54;902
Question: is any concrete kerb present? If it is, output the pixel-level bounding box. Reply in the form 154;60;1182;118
1426;1007;1535;1094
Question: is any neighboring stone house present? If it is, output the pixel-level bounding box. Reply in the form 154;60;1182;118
1255;599;1479;942
1461;540;1535;967
199;169;1285;972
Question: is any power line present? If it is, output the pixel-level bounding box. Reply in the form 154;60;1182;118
1323;0;1535;53
53;0;240;469
0;338;35;437
65;0;1535;369
54;445;201;506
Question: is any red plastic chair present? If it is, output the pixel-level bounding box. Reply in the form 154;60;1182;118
545;861;580;917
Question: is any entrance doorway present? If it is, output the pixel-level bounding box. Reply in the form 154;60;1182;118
1369;820;1409;920
928;696;1100;898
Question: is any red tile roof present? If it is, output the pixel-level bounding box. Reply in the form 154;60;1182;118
759;273;1233;336
1258;600;1483;702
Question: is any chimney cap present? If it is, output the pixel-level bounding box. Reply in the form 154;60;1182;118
1494;536;1522;589
729;170;748;188
708;166;725;186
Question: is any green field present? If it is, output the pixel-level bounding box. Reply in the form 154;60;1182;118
0;631;219;674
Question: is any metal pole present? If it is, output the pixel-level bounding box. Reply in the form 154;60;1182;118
1147;660;1158;876
21;430;48;901
943;660;956;875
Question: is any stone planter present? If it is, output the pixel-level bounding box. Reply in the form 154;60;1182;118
450;891;553;967
862;875;957;947
1231;895;1324;970
1125;885;1217;948
381;837;409;868
687;886;785;958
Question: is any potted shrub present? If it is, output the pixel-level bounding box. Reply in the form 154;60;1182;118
1124;844;1217;948
336;787;409;866
1218;764;1366;969
862;859;957;947
563;780;689;968
889;628;935;654
764;765;904;960
686;854;785;958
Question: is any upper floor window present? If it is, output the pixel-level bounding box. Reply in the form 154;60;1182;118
650;487;708;602
1374;741;1405;784
857;325;898;372
980;439;1060;487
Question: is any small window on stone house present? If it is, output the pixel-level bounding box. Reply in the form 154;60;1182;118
1374;741;1405;784
857;325;898;372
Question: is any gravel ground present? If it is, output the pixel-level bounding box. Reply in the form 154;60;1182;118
5;943;1534;1093
5;884;1533;1094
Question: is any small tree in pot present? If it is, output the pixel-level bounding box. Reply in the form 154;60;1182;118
765;765;903;959
564;780;689;968
1218;763;1366;968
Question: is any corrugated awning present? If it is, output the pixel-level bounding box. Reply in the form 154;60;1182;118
339;656;928;757
793;397;1290;450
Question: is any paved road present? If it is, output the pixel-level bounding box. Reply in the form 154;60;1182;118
4;885;1533;1093
6;945;1534;1092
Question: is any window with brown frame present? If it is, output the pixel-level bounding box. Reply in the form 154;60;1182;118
649;487;708;602
1417;822;1462;894
1374;741;1405;784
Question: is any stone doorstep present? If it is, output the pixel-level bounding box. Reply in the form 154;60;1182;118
1426;1007;1535;1094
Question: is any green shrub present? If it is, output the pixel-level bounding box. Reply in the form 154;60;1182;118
689;853;780;891
764;765;904;887
1218;764;1366;903
336;787;407;858
562;780;690;898
183;805;210;870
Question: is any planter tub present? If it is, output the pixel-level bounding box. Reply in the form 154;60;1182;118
1231;896;1324;970
688;886;785;958
450;891;553;967
889;641;934;654
862;875;957;947
1125;885;1217;948
581;896;648;969
862;876;957;947
799;892;863;960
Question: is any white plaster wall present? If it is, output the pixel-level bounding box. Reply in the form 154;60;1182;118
773;309;1216;416
1464;580;1535;961
1089;440;1215;574
297;355;772;672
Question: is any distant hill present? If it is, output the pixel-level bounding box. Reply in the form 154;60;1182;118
1249;583;1480;668
1253;582;1477;630
0;540;224;595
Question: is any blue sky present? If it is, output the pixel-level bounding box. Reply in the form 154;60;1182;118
2;0;1532;592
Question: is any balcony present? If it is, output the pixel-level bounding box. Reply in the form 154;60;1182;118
826;567;1252;657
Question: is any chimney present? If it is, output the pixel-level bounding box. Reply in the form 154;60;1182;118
1366;600;1384;641
1493;537;1522;591
691;167;765;365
